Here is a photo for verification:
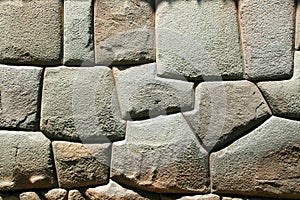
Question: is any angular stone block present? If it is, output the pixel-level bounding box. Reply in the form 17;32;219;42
113;63;194;120
211;117;300;199
52;141;111;188
184;81;271;151
64;0;94;65
0;131;56;191
296;0;300;50
85;180;160;200
239;0;294;80
94;0;155;65
19;192;40;200
111;114;209;193
258;52;300;119
43;188;67;200
0;66;42;130
156;0;243;81
0;0;62;65
41;66;125;142
68;190;86;200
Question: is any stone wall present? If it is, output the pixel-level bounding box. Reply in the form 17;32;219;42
0;0;299;199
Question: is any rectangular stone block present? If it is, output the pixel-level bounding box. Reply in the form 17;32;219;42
0;0;63;66
239;0;295;80
64;0;94;65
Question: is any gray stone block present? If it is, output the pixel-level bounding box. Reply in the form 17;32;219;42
156;0;243;81
0;0;62;65
211;116;300;199
113;63;194;120
239;0;294;80
0;131;56;191
0;65;42;130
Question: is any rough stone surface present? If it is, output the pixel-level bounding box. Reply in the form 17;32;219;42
156;0;243;81
113;63;194;120
85;180;160;200
41;67;125;142
0;0;62;65
184;81;271;151
43;188;67;200
221;198;274;200
239;0;294;80
52;141;111;188
111;113;209;193
19;192;40;200
94;0;155;65
68;190;86;200
0;193;18;200
0;131;56;191
162;194;220;200
296;0;300;50
257;52;300;119
64;0;94;65
0;66;42;130
211;116;300;199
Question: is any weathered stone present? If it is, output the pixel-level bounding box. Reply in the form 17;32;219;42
0;66;42;130
19;192;40;200
0;131;56;191
184;81;271;151
211;116;300;199
296;0;300;50
68;190;86;200
41;67;125;142
113;63;194;120
0;193;19;200
52;141;111;188
64;0;94;65
162;194;220;200
221;198;274;200
43;189;67;200
94;0;155;65
0;0;62;65
257;52;300;119
239;0;294;80
111;113;209;193
156;0;243;81
85;180;160;200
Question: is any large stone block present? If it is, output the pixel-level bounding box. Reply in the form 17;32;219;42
0;0;62;65
64;0;94;65
156;0;243;81
0;131;56;191
113;63;194;120
239;0;294;80
184;81;271;151
41;66;125;142
52;141;111;188
0;66;42;130
94;0;155;65
111;114;209;193
257;52;300;119
211;116;300;199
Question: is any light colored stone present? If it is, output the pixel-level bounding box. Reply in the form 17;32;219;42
43;188;67;200
64;0;94;65
68;190;86;200
41;66;125;142
0;0;62;65
184;81;271;151
257;52;300;119
0;66;42;130
211;116;300;199
156;0;243;81
239;0;294;80
85;180;160;200
0;131;56;191
94;0;155;65
162;194;220;200
113;63;194;120
296;0;300;50
20;192;40;200
52;141;110;188
111;113;209;193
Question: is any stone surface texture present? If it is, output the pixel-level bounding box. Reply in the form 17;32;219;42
19;192;40;200
68;190;86;200
156;0;243;80
0;131;56;191
52;141;111;188
64;0;94;65
296;0;300;50
94;0;155;65
184;81;271;151
162;194;220;200
257;52;300;119
0;66;42;130
239;0;294;80
43;188;67;200
0;0;62;65
113;63;194;120
41;67;125;142
111;113;209;193
211;117;300;199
